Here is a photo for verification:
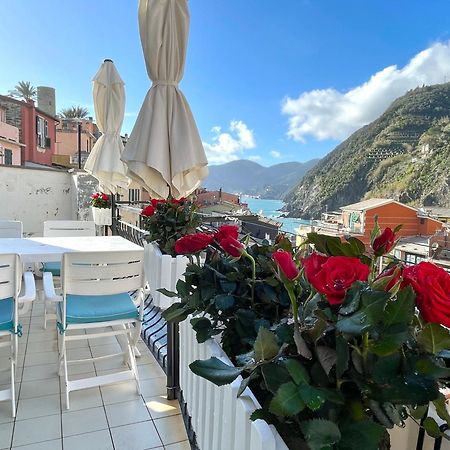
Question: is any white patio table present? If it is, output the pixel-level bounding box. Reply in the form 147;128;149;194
0;236;143;263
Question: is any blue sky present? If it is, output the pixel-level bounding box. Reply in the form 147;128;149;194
1;0;450;166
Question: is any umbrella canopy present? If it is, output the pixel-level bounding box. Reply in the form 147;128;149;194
121;0;208;199
84;59;129;194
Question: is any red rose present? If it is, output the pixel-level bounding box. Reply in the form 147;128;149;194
273;250;299;281
306;255;370;305
372;227;396;256
302;253;329;286
141;205;156;217
171;197;186;205
373;265;402;292
101;194;109;201
91;193;99;199
175;233;214;254
220;236;244;258
403;262;450;328
151;198;166;207
215;225;239;242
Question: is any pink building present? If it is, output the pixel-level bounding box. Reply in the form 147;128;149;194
0;106;23;165
0;93;59;166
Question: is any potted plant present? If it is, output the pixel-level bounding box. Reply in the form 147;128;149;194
140;197;202;309
163;224;450;449
90;192;112;226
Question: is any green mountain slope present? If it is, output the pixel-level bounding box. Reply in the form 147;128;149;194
203;159;319;199
285;83;450;218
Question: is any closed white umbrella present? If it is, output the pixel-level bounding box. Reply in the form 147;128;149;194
121;0;208;199
85;59;129;194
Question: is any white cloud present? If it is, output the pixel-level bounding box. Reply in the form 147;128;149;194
270;150;281;158
282;41;450;142
203;120;256;164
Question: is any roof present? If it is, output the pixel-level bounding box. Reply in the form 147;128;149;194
340;198;394;211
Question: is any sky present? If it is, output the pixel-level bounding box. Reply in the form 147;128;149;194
1;0;450;166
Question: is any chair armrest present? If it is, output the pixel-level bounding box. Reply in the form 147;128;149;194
19;271;36;304
43;272;62;303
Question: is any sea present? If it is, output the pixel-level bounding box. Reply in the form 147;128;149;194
241;196;311;235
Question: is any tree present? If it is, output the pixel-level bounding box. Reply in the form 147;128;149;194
59;106;89;119
8;81;37;102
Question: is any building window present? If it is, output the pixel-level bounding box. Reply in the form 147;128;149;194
4;149;12;165
36;116;49;148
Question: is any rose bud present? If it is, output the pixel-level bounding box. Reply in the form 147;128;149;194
273;250;299;281
372;227;397;257
220;236;244;258
175;233;214;255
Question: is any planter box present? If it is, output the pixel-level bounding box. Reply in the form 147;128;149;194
144;242;188;310
92;207;112;226
179;318;289;450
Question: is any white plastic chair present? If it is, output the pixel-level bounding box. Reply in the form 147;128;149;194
42;220;96;328
0;221;23;238
43;250;144;409
0;254;34;417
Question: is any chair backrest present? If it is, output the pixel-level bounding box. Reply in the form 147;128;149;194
62;250;144;297
0;254;20;330
0;221;23;238
43;221;96;238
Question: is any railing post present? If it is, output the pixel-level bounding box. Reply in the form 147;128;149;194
111;194;118;236
166;321;180;400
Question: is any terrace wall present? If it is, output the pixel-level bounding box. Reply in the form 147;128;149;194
0;165;98;236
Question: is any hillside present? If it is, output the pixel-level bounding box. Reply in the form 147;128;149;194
285;83;450;218
203;159;319;199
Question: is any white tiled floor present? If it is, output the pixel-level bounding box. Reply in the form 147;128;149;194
0;291;189;450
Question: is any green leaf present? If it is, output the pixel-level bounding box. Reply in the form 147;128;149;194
269;382;305;416
298;384;326;410
175;279;189;297
161;303;191;323
299;419;341;450
214;294;235;310
433;393;450;426
370;331;408;356
254;327;279;361
409;404;428;420
275;323;294;344
337;420;385;450
423;417;441;438
417;323;450;354
261;363;291;394
336;335;349;378
157;288;178;298
190;317;213;343
189;357;243;386
284;359;310;385
316;346;337;375
384;286;415;326
346;236;366;255
237;373;254;397
249;408;277;424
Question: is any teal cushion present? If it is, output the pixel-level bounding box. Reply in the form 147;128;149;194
41;261;61;276
0;298;14;331
61;293;139;324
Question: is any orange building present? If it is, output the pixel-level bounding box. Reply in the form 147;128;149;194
340;198;444;246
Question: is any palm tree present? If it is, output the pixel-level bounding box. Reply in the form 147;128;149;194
8;81;37;102
59;106;89;119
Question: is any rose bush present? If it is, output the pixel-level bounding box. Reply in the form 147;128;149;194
164;227;450;449
90;192;111;209
140;196;201;256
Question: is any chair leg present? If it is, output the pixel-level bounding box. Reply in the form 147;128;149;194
10;335;17;418
127;341;140;394
61;337;70;409
43;300;47;329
